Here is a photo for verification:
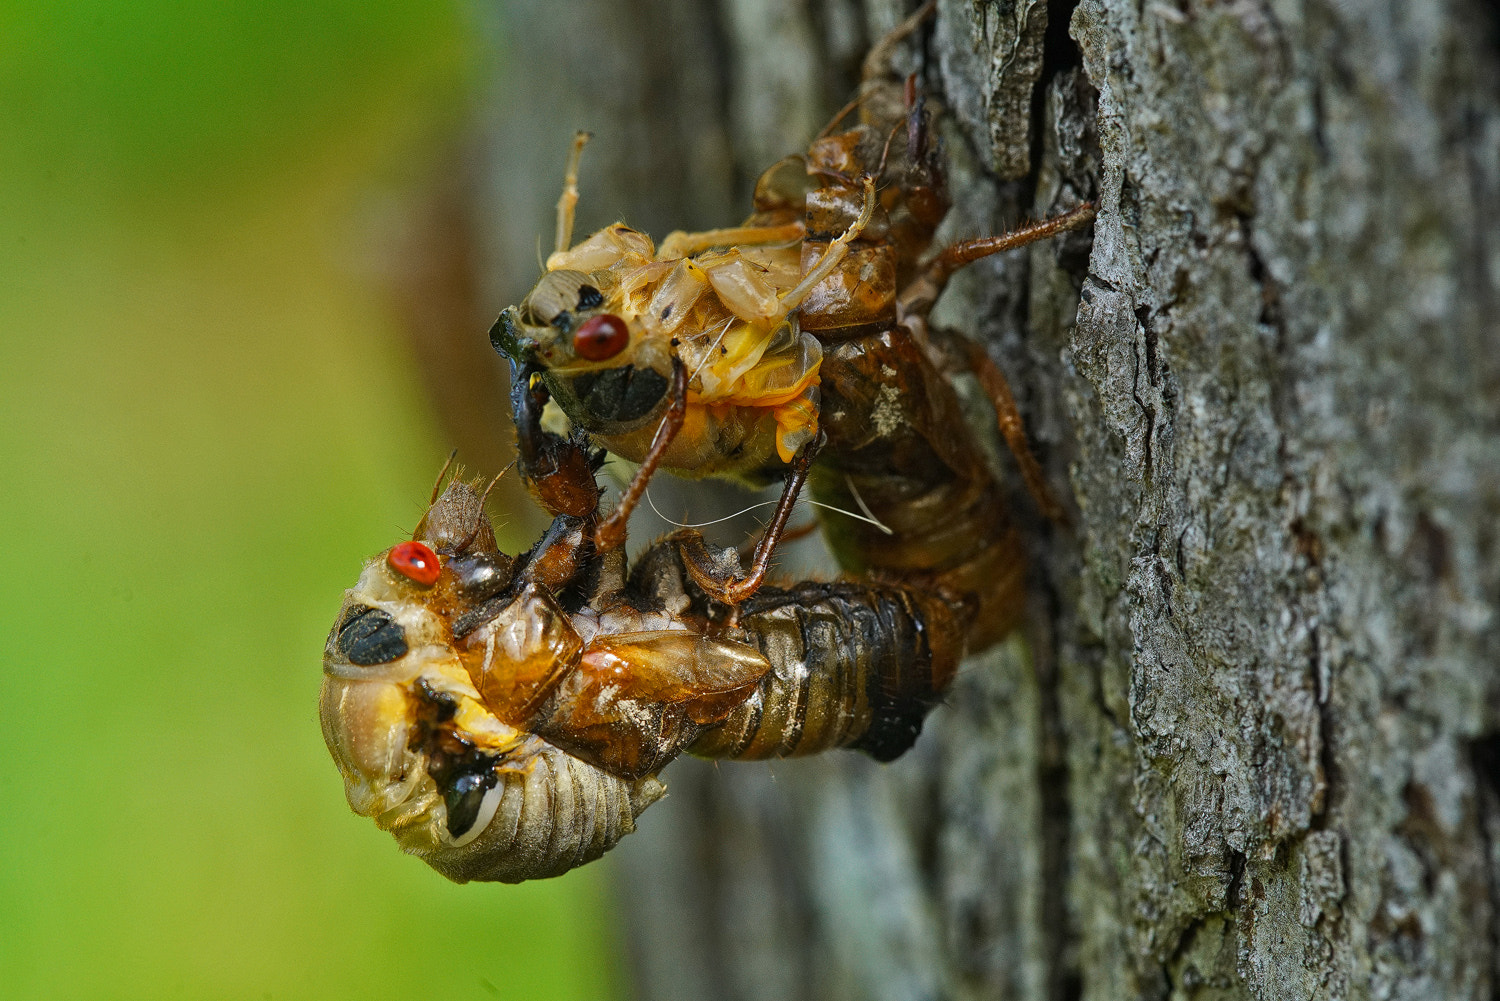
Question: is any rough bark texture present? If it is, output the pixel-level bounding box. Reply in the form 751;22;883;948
446;1;1500;996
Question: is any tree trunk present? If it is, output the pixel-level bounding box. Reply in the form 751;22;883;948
453;1;1500;996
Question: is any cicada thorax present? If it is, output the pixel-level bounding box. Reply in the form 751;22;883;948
496;212;826;479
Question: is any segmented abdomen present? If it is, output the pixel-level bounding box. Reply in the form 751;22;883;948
402;740;665;884
689;580;961;763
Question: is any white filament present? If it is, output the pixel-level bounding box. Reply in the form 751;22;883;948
644;486;892;535
444;781;504;849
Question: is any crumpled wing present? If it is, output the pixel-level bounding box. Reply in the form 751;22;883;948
533;629;770;778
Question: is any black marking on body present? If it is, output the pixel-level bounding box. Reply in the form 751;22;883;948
451;594;512;640
442;770;498;839
780;605;816;754
733;690;767;757
489;309;524;361
410;679;503;840
570;365;668;423
849;590;936;762
335;605;408;666
576;285;603;310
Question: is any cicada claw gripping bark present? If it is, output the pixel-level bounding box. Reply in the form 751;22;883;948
490;7;1093;649
320;403;962;882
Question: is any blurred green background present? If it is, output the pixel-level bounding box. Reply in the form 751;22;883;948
0;2;620;998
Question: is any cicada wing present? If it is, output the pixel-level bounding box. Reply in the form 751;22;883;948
701;255;781;323
581;630;771;721
545;223;654;273
643;259;710;337
531;630;770;778
457;585;584;724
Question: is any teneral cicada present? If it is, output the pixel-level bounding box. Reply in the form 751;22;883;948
320;395;963;882
490;1;1093;649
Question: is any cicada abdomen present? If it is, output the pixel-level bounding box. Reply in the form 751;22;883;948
621;533;965;763
689;578;964;763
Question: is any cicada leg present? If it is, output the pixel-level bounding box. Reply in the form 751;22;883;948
817;0;937;139
898;203;1097;318
657;221;805;259
886;203;1094;523
592;358;689;553
510;359;602;520
959;339;1067;524
861;0;937;83
554;130;591;256
674;432;824;606
737;518;820;563
427;448;460;505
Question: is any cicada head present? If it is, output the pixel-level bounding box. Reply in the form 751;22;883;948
319;486;521;858
319;477;664;882
492;263;678;436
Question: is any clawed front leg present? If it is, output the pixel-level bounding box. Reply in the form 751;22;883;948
592;357;689;553
510;360;602;520
675;433;824;606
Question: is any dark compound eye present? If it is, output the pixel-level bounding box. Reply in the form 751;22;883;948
576;284;604;310
335;605;409;666
572;313;630;361
388;540;441;586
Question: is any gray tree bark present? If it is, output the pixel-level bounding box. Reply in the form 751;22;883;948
422;1;1500;996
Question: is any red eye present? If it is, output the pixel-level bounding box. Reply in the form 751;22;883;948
573;313;630;361
388;541;441;586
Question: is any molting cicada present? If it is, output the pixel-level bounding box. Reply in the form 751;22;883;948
320;397;962;882
490;1;1093;649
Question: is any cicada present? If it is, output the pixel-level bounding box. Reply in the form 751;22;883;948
320;393;963;882
490;2;1093;648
